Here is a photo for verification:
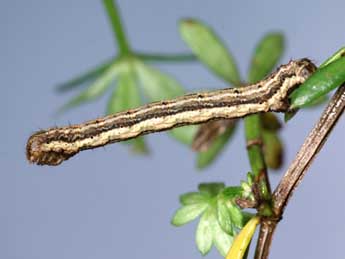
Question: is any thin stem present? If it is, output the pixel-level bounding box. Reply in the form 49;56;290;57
244;115;273;216
136;52;196;62
102;0;131;55
254;85;345;259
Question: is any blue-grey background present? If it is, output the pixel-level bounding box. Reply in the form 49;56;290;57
2;1;345;258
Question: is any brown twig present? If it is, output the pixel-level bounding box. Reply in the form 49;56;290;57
254;85;345;259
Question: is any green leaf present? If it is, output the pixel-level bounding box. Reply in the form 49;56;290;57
171;203;209;226
241;181;253;200
248;32;285;83
290;56;345;108
56;58;114;92
319;47;345;68
196;207;215;255
262;130;283;170
106;67;148;153
179;192;211;205
58;60;127;112
130;136;149;154
284;110;298;122
180;19;241;85
227;201;244;228
106;69;140;114
303;94;329;107
217;198;233;234
198;182;225;196
135;61;197;145
246;172;254;186
285;94;328;124
135;61;184;100
170;126;198;146
222;186;243;199
242;212;255;226
196;125;236;169
212;216;234;257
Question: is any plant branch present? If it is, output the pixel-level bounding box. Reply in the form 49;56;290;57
274;85;345;213
136;52;196;62
254;85;345;259
103;0;131;55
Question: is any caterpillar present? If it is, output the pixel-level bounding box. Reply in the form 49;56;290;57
26;58;316;166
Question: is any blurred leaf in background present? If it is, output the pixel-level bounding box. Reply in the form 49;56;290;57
106;61;148;153
180;19;241;85
247;32;285;170
134;60;198;145
179;19;242;169
180;18;286;170
56;0;198;153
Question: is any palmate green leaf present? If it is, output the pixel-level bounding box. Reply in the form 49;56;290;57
58;59;127;113
227;201;244;228
173;184;248;256
197;125;236;169
221;186;243;199
56;58;114;92
196;206;215;255
212;215;234;257
106;66;148;153
180;19;241;85
198;182;225;196
179;192;211;205
197;204;234;257
248;32;285;84
134;61;197;144
219;187;245;229
242;212;255;226
171;203;209;226
217;198;233;234
291;56;345;108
